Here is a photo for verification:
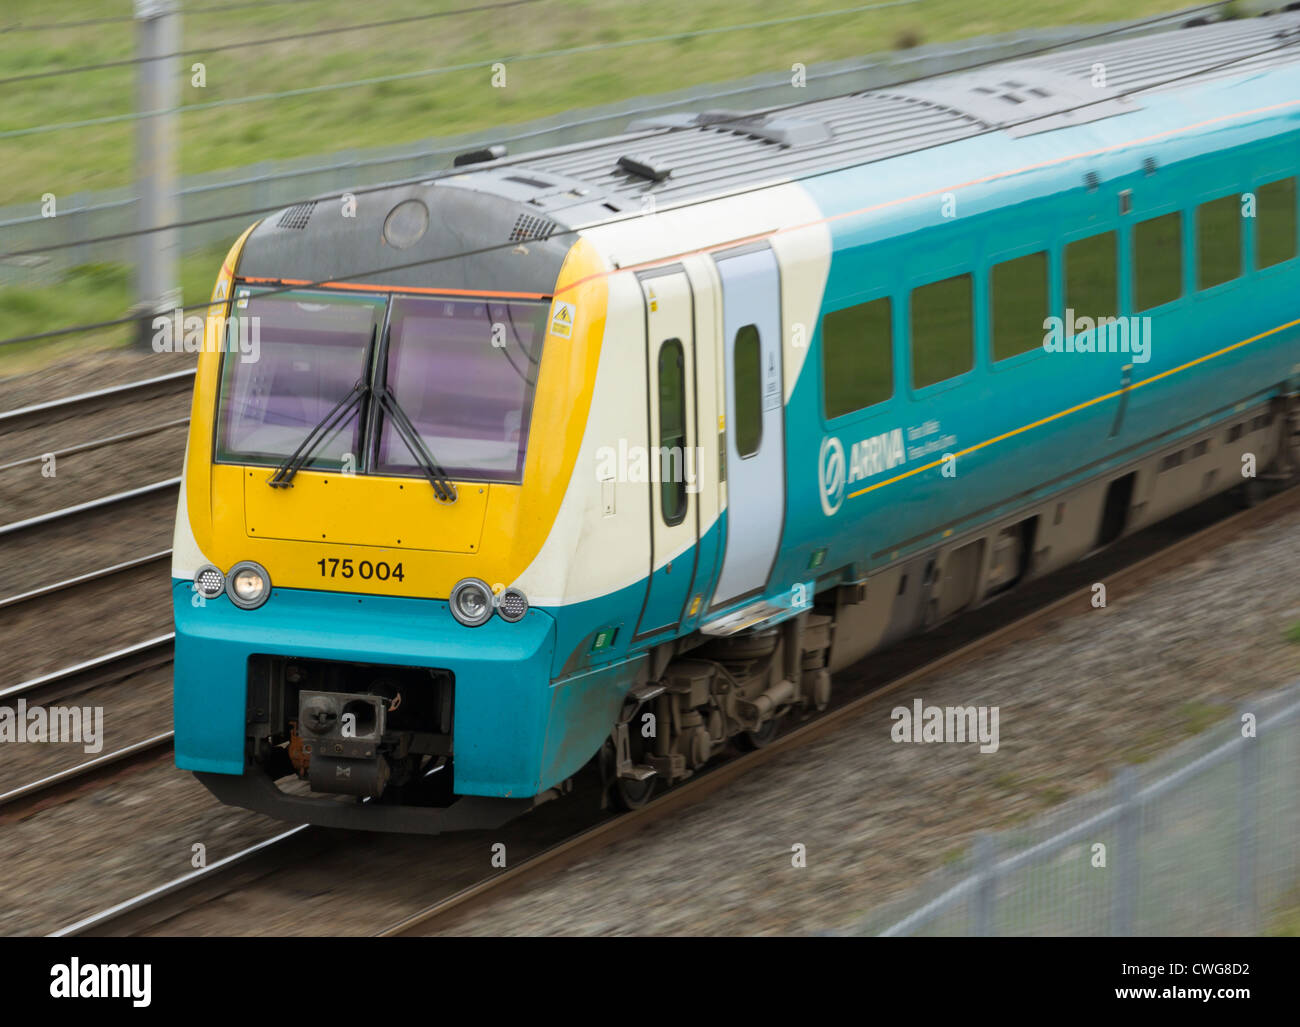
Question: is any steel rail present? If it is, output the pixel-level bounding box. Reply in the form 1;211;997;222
0;634;174;704
0;369;195;435
0;418;190;473
0;477;180;539
0;549;172;611
0;732;175;814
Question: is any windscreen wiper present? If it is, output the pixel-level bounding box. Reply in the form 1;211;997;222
267;378;369;489
373;385;457;503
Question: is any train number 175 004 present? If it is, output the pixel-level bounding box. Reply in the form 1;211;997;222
316;557;405;582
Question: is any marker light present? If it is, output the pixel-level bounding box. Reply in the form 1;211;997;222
496;587;529;623
449;578;493;627
194;564;225;600
226;560;271;609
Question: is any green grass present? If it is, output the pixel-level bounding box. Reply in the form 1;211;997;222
0;0;1200;208
0;242;229;375
1285;622;1300;645
1266;886;1300;936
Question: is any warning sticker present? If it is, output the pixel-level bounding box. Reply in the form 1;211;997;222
550;301;576;338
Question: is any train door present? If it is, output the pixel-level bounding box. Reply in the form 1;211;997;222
634;267;700;639
710;244;785;609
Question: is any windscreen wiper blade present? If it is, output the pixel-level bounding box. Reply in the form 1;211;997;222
267;378;369;489
374;385;457;503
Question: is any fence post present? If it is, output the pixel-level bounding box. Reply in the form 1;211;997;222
973;832;997;937
1237;707;1259;935
132;0;181;350
1112;767;1139;936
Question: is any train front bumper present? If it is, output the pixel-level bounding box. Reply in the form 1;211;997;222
171;579;557;800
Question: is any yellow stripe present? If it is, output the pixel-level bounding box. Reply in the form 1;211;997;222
847;316;1300;500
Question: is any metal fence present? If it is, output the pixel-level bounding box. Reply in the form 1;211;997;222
0;12;1207;287
846;682;1300;936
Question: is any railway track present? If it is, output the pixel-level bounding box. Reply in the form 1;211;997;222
0;733;174;823
0;417;189;475
0;549;172;611
0;369;195;438
0;477;180;541
0;379;188;820
48;480;1300;937
0;370;191;561
0;634;174;708
0;637;176;822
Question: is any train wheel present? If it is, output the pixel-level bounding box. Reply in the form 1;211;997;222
601;738;657;811
736;716;780;751
614;773;656;811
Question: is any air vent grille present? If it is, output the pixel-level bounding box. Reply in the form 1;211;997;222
509;213;557;242
277;201;316;230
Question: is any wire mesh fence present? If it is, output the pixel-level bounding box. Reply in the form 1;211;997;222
0;16;1196;287
847;681;1300;936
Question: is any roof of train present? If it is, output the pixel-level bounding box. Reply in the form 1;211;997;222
245;12;1300;288
481;11;1300;216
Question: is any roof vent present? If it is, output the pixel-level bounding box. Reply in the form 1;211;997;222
697;110;832;147
277;201;316;230
509;213;557;242
617;154;673;182
505;174;553;190
453;144;506;167
626;110;832;148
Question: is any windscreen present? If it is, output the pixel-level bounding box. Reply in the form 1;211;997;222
373;294;549;483
215;289;386;469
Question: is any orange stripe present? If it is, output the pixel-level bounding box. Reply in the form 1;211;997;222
846;316;1300;500
239;275;551;301
556;97;1300;294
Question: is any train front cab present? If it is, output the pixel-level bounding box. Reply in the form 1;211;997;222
172;235;612;833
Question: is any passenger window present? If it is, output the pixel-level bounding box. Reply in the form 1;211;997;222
1257;177;1297;269
1197;194;1242;290
911;273;973;389
1133;212;1182;311
991;251;1048;361
657;339;687;526
733;325;762;458
1065;231;1118;321
821;297;892;418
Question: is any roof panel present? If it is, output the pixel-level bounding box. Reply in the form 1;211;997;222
506;13;1300;217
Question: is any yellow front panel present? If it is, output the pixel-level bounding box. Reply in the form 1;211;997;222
243;468;488;553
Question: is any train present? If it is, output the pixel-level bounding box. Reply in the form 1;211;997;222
173;12;1300;832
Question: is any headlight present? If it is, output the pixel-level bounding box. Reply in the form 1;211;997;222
225;560;271;609
193;564;225;600
496;587;529;623
449;577;493;627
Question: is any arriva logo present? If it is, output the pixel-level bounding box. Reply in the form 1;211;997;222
819;428;907;516
819;436;846;516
